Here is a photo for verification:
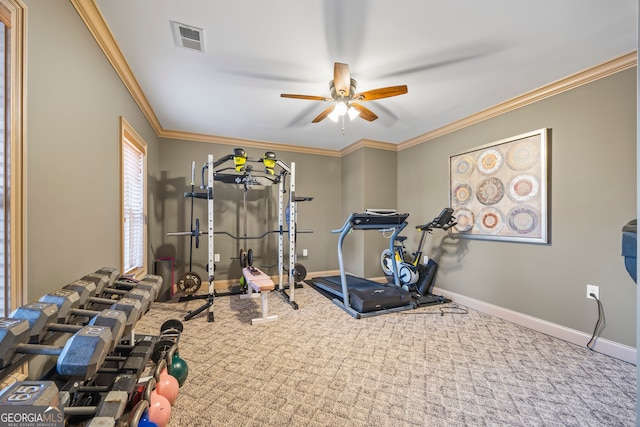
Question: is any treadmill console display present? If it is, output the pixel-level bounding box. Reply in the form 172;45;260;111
352;212;409;227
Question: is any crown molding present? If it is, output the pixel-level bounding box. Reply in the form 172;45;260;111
398;51;638;150
158;129;341;157
340;139;398;156
72;1;636;158
70;0;163;133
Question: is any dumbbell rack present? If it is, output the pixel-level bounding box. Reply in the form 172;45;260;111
0;268;187;426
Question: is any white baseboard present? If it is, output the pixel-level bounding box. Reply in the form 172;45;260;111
433;287;636;365
282;272;635;364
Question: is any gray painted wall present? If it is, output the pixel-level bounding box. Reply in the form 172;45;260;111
340;148;398;278
340;149;364;276
24;0;160;300
398;68;637;347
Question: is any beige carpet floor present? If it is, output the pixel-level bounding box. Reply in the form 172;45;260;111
134;285;636;427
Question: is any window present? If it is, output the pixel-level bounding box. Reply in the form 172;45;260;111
0;0;25;316
120;117;147;277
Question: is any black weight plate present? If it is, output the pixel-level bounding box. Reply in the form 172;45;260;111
161;319;183;333
247;248;253;267
195;218;200;249
177;271;202;295
294;263;307;282
239;249;246;268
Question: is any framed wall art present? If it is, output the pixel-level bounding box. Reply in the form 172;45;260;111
449;128;549;243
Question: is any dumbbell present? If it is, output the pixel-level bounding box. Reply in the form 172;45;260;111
63;375;138;425
0;319;111;379
79;272;112;298
65;389;129;422
10;302;126;352
100;279;160;312
39;289;142;336
63;279;152;314
0;380;61;407
0;381;129;426
79;268;159;303
67;274;161;307
75;268;130;304
109;275;163;304
95;266;120;286
61;372;139;402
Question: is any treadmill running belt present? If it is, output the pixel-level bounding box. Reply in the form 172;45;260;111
311;275;413;313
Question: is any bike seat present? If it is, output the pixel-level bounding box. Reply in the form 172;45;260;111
394;235;408;242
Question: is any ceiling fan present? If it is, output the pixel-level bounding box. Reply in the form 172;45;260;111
280;62;408;123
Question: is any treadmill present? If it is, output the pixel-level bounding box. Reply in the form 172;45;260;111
311;211;415;318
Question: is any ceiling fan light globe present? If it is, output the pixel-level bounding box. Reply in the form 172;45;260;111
328;109;341;122
347;106;360;121
334;101;348;116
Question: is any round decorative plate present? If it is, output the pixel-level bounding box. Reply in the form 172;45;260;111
453;208;474;232
453;183;473;206
477;149;503;174
452;155;475;179
476;177;505;205
507;206;539;234
508;175;539;202
476;207;504;234
506;139;539;171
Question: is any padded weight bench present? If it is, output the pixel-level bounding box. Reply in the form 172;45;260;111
241;267;279;325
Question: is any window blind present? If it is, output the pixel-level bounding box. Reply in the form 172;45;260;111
122;139;144;273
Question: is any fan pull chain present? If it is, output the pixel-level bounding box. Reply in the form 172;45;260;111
341;114;346;135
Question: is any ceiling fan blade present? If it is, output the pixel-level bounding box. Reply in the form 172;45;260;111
333;62;351;96
353;85;408;101
281;94;331;101
311;105;336;123
350;103;378;122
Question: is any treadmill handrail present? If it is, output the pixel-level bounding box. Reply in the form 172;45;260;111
334;212;409;309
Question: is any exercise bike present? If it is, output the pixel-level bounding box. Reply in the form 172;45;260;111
380;208;456;302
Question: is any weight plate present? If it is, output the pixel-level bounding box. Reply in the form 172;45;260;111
247;248;253;267
239;249;247;268
161;319;184;333
294;263;307;282
195;218;200;249
177;271;202;295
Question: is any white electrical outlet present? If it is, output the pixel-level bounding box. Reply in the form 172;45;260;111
215;253;220;262
423;255;429;264
302;249;308;257
587;284;599;300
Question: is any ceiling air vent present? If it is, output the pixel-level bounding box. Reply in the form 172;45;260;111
170;21;204;52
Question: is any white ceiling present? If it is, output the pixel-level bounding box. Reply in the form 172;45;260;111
93;0;637;152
